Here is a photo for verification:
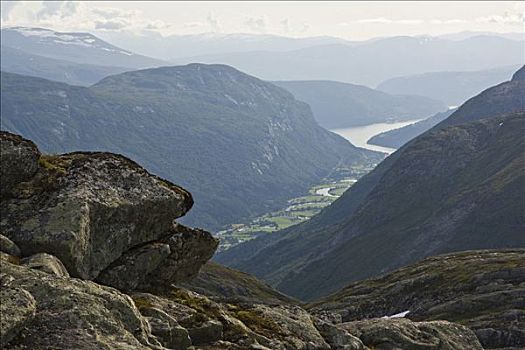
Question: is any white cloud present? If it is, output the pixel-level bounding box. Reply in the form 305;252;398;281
36;1;78;20
1;2;173;34
429;19;468;24
183;21;206;28
244;16;266;33
144;20;171;31
280;18;290;33
298;22;310;33
339;13;523;27
207;13;221;32
341;17;424;25
1;1;19;21
475;13;524;25
94;19;129;31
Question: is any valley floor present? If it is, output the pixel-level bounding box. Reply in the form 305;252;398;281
216;162;375;252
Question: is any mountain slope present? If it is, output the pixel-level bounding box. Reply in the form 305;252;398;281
377;65;519;106
368;108;456;148
272;80;446;128
174;36;524;86
181;261;297;305
0;46;129;86
0;65;380;230
1;131;486;350
1;27;166;68
309;249;525;350
216;66;525;300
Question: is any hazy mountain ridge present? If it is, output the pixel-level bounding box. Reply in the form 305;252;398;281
0;45;130;86
217;67;525;300
0;65;380;231
1;27;166;68
272;80;447;128
97;31;353;60
377;65;520;106
174;35;524;86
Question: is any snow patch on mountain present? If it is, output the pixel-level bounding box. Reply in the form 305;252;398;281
7;27;134;56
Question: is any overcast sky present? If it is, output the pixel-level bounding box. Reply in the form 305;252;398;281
1;1;523;40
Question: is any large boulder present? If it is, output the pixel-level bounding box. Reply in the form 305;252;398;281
0;234;21;257
137;306;192;350
138;224;219;292
96;242;172;291
0;131;40;197
0;132;194;280
230;304;330;350
339;318;483;350
188;319;224;345
21;252;70;277
1;261;163;349
313;318;365;350
135;288;331;350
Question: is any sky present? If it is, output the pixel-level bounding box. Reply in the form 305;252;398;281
1;1;524;40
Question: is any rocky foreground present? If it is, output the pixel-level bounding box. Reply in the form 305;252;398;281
0;131;520;349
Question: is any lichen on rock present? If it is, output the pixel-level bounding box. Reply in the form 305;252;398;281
0;131;213;283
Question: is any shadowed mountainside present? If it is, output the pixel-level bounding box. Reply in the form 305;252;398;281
216;66;525;300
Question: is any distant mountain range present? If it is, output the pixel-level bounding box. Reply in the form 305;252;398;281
273;80;447;128
437;31;524;41
0;64;381;231
2;27;521;96
0;46;130;86
96;31;353;60
95;30;523;61
173;35;524;86
377;65;520;106
216;66;525;301
368;108;456;148
1;27;166;69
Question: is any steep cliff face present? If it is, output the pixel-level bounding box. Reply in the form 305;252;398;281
0;131;488;350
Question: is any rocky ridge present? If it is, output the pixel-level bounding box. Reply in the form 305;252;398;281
0;131;503;349
310;250;525;349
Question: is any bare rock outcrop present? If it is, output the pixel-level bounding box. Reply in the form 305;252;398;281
0;132;40;197
0;131;508;350
0;283;36;347
1;262;161;349
0;131;216;286
339;318;483;350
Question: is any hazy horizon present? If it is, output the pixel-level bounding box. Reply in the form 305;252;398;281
1;1;523;41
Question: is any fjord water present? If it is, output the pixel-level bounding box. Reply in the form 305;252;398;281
331;118;423;153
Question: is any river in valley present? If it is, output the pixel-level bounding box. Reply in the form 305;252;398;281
331;119;423;154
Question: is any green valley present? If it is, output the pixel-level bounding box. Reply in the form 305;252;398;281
216;163;375;251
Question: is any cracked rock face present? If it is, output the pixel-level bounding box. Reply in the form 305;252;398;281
96;224;218;292
1;262;161;349
0;131;218;283
0;132;40;197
